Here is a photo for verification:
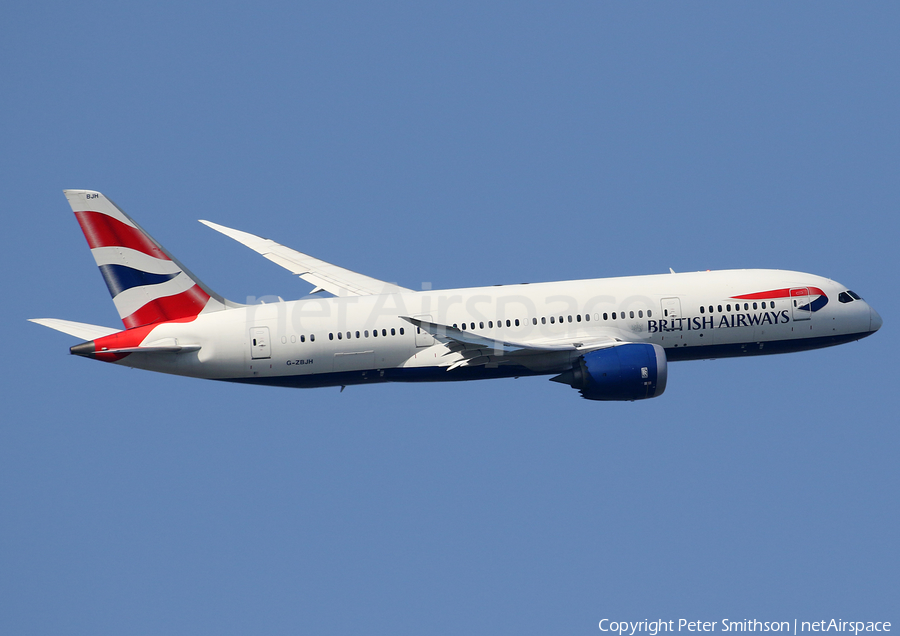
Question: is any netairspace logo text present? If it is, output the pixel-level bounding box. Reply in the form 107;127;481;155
598;620;892;636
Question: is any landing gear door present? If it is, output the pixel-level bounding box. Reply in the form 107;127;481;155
412;315;435;347
791;288;811;321
250;326;271;359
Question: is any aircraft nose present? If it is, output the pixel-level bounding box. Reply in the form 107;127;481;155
869;306;883;333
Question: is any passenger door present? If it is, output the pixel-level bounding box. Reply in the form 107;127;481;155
412;314;435;347
250;327;271;359
791;288;811;321
660;298;682;331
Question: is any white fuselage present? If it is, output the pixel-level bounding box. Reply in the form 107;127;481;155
114;269;880;388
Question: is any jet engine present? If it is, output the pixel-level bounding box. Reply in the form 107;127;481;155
551;343;668;401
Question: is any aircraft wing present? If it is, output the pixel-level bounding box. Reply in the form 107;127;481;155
200;220;413;297
400;316;622;370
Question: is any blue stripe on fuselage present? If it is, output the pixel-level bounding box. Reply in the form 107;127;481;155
799;295;829;312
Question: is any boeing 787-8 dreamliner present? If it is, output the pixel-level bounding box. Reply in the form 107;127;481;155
31;190;882;401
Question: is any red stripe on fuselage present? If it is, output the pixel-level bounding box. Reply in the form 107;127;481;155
732;287;825;300
121;284;211;329
75;210;170;259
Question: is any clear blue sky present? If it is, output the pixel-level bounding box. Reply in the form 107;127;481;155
1;2;897;634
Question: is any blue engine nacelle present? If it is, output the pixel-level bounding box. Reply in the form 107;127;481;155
551;343;668;401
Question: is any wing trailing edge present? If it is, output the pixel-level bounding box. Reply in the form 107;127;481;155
399;316;622;370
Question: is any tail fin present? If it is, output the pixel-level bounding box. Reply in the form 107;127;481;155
64;189;231;329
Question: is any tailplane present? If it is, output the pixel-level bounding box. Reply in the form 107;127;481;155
64;190;231;329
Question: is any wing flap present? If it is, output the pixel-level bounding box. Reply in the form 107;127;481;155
400;316;626;372
400;316;551;354
400;316;621;355
199;220;413;297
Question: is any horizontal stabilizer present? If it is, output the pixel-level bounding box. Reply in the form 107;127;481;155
69;338;201;357
29;318;120;340
101;345;201;354
199;220;413;297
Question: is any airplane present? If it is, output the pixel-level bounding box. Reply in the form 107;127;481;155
30;190;882;401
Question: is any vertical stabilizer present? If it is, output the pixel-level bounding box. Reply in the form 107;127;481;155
64;189;231;329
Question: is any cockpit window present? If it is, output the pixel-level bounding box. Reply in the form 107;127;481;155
839;292;854;303
848;290;862;300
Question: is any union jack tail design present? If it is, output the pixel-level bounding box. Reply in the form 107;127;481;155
64;190;229;329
